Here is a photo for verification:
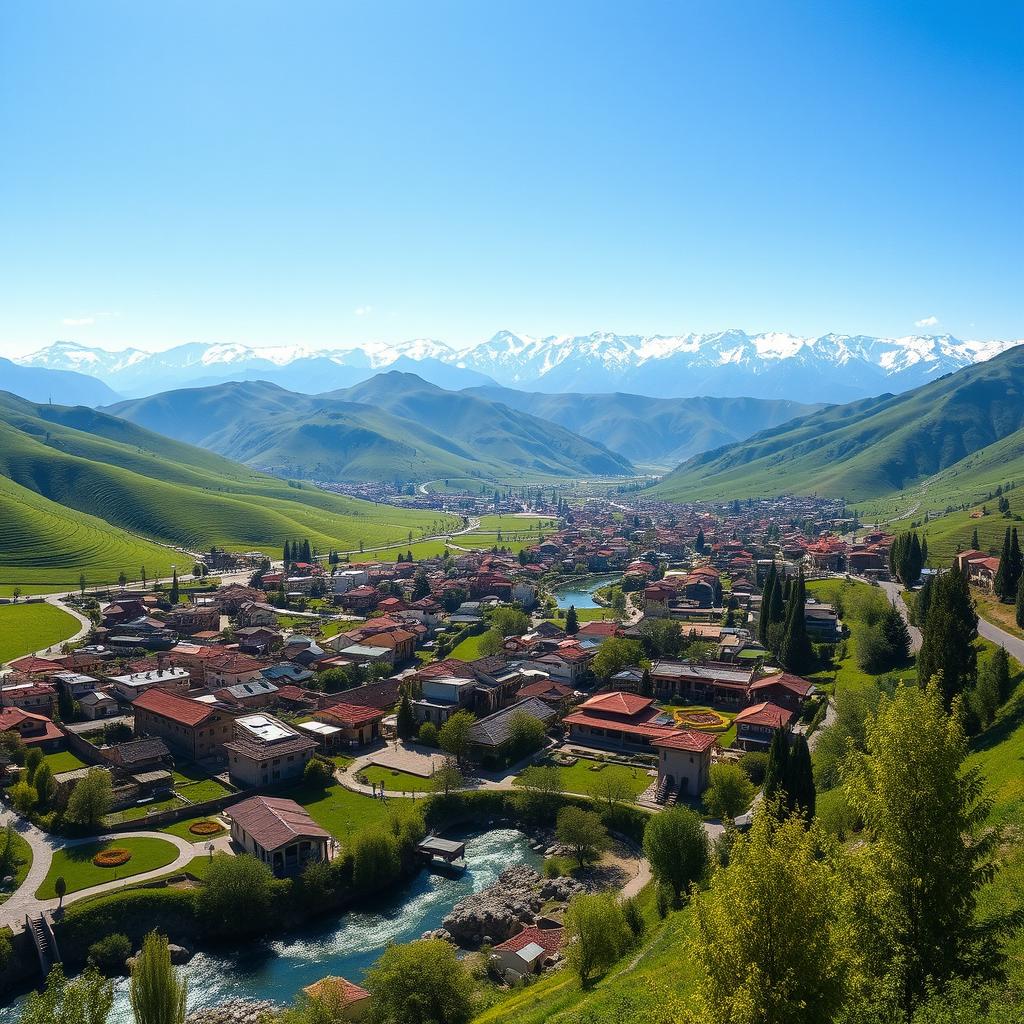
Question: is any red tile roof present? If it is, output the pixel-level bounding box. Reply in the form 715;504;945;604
132;688;218;727
227;795;329;851
493;925;565;954
302;977;370;1007
563;710;677;741
316;702;386;727
6;656;63;675
750;672;815;698
734;701;794;729
578;691;654;717
651;730;719;753
0;707;64;743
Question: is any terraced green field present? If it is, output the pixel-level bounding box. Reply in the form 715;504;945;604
0;392;458;587
0;602;80;663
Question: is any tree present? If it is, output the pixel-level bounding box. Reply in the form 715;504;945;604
24;746;43;783
79;572;87;596
643;805;709;902
20;964;113;1024
758;564;777;646
283;540;291;564
396;693;415;740
303;757;334;789
639;667;653;697
514;765;564;820
917;569;978;706
169;569;179;604
611;589;628;618
890;531;924;587
591;637;644;682
418;721;438;747
763;728;789;805
490;607;529;636
690;812;851;1024
437;710;475;764
843;681;1012;1016
971;526;980;550
563;891;634;985
364;939;473;1024
506;710;547;761
477;627;503;657
0;730;26;765
351;825;401;890
1017;574;1024;630
0;825;19;878
564;604;579;635
694;527;705;553
11;781;37;817
784;733;815;819
777;570;814;673
33;762;55;810
993;528;1014;601
880;601;911;664
118;571;127;589
197;854;274;934
431;760;465;797
65;768;113;828
703;763;755;822
556;806;609;867
412;570;431;601
130;930;187;1024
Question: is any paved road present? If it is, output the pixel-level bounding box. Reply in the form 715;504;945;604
0;811;207;930
977;614;1024;664
878;580;923;653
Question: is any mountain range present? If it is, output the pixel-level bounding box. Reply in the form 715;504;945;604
106;375;635;484
653;343;1024;506
16;330;1020;402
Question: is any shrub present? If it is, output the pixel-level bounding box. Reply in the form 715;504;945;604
196;854;275;936
622;895;645;939
88;932;132;974
738;751;768;786
303;757;335;789
351;827;401;893
93;848;132;867
418;722;439;747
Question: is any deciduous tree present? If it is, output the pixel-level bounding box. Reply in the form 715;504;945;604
563;891;634;985
642;805;709;902
703;763;755;822
556;806;609;867
65;768;113;828
363;939;474;1024
130;931;187;1024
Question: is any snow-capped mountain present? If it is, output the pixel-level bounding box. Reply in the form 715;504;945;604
15;331;1021;402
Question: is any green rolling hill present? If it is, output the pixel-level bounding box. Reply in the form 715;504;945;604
0;391;457;591
464;385;821;469
108;376;634;484
652;344;1024;503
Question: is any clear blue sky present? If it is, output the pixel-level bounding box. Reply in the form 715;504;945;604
1;0;1021;356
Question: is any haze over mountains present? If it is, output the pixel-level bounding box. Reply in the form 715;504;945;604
17;329;1019;402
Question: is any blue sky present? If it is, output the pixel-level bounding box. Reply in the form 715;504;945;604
1;0;1021;356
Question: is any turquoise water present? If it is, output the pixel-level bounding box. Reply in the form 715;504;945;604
551;574;621;609
2;828;541;1021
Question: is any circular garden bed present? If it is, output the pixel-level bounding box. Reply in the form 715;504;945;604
93;848;133;868
188;820;222;836
673;708;731;731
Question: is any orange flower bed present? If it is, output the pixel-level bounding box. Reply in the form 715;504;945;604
673;709;731;731
188;820;222;836
93;848;133;867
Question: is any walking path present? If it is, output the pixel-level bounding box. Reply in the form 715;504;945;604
878;580;922;653
0;810;204;930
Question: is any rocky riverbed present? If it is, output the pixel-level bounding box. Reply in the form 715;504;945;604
185;999;280;1024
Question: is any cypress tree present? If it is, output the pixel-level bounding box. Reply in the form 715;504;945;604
917;569;978;706
695;528;705;554
994;528;1014;601
971;527;979;550
880;601;912;665
565;605;579;635
758;566;777;646
915;574;934;627
283;540;290;565
302;539;312;563
763;728;789;806
396;693;415;740
1016;575;1024;630
921;536;929;566
640;667;653;698
1009;528;1023;598
777;570;813;674
169;570;179;604
784;734;815;819
767;570;785;627
909;533;923;586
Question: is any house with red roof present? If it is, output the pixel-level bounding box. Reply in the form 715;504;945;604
748;672;816;714
227;795;330;876
0;707;64;750
491;926;565;977
734;701;794;751
132;688;240;760
302;977;371;1020
563;691;678;751
314;702;387;747
651;729;718;800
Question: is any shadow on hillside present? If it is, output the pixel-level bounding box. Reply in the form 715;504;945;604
971;668;1024;755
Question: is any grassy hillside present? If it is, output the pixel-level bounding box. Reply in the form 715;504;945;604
0;391;456;587
653;344;1024;502
108;376;634;484
467;385;821;469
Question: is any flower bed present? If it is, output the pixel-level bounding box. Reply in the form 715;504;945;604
673;708;731;731
188;820;222;836
93;848;133;868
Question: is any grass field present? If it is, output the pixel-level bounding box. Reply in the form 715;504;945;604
0;602;80;664
361;765;438;794
158;816;228;842
42;751;89;774
289;781;409;836
545;607;618;624
36;837;180;898
450;632;491;661
974;591;1024;642
516;758;653;800
0;830;33;906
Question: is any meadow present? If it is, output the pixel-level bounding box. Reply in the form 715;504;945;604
0;601;80;663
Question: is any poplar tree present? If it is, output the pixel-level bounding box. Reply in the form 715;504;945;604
1017;575;1024;630
993;528;1014;601
169;569;179;604
396;694;415;741
283;540;291;564
565;605;579;635
777;570;813;673
971;526;979;550
130;931;187;1024
758;565;777;646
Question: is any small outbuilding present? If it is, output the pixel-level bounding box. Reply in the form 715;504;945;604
227;795;330;876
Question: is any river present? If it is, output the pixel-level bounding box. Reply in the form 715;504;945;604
551;574;622;610
1;828;541;1021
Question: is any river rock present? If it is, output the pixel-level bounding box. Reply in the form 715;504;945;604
167;943;192;965
442;865;545;947
186;998;279;1024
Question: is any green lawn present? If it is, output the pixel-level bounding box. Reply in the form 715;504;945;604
361;765;438;794
43;750;89;774
36;837;181;899
450;632;490;661
0;829;33;906
545;607;618;625
0;602;80;664
289;780;408;836
516;758;653;800
158;816;228;842
974;590;1024;642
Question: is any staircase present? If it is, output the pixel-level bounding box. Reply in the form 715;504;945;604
664;785;680;808
26;913;60;978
